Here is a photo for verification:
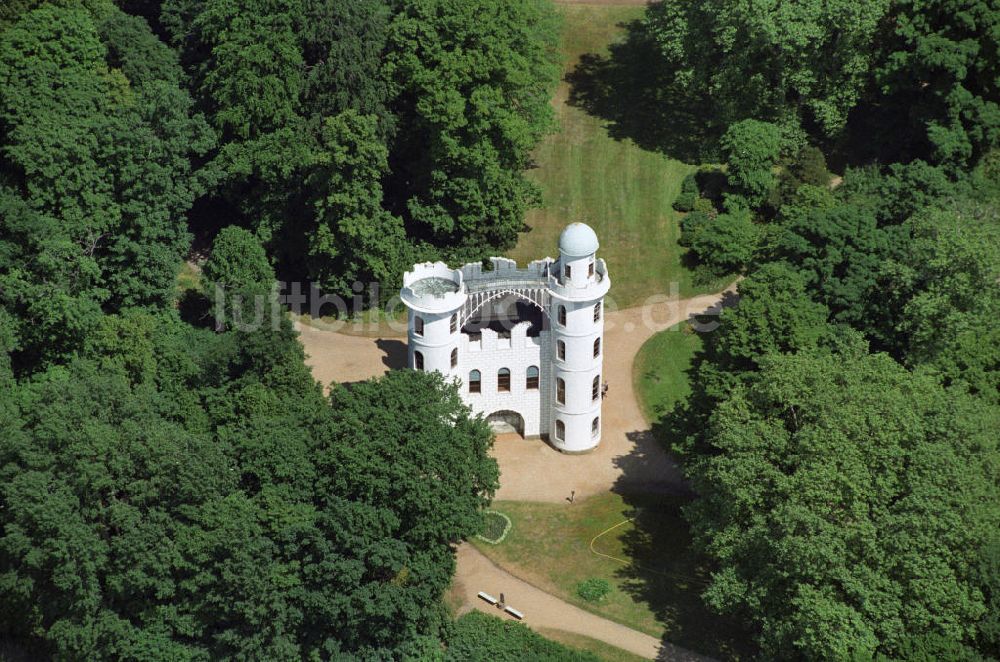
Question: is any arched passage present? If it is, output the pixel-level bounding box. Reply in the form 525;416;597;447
486;410;525;437
462;290;548;337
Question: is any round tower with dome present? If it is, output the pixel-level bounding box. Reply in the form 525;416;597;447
400;222;610;453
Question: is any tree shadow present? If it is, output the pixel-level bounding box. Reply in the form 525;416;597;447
608;492;756;661
565;19;722;163
374;338;407;370
611;414;754;659
177;288;215;329
603;290;753;659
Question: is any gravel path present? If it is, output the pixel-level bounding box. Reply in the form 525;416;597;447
296;287;736;503
294;287;736;660
453;544;715;661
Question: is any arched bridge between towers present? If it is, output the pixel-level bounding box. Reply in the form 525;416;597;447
461;287;550;327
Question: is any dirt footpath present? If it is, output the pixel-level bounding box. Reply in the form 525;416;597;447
295;287;735;503
452;544;714;661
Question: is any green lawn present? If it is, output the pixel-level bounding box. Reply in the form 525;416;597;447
471;493;753;660
511;5;714;308
176;260;201;296
633;322;704;424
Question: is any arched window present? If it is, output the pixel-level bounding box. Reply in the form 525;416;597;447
592;375;600;401
498;368;511;392
414;351;424;371
555;420;565;440
557;340;566;361
593;302;601;322
526;365;539;390
593;337;601;358
450;313;458;334
557;378;565;404
591;416;600;438
414;316;424;336
451;348;458;368
468;369;481;393
558;305;566;326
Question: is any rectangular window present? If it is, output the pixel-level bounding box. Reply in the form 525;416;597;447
555;420;565;440
592;375;600;401
557;378;565;405
557;340;565;361
594;337;601;358
414;316;424;336
588;262;594;277
593;303;601;323
450;313;457;334
564;265;571;280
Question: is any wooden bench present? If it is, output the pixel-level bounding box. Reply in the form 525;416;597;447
503;605;524;620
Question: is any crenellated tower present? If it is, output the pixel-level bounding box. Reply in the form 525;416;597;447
400;222;610;453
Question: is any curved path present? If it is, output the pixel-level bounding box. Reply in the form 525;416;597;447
452;543;714;661
294;288;735;660
296;287;736;503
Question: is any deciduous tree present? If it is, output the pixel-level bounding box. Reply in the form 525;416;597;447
688;348;1000;659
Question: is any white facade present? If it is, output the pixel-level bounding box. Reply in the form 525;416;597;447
400;223;611;452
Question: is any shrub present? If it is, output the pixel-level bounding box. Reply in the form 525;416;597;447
445;612;600;661
696;167;728;203
673;173;699;211
721;119;783;206
692;197;716;215
576;578;611;603
790;145;831;187
687;207;760;275
476;510;512;544
679;210;711;248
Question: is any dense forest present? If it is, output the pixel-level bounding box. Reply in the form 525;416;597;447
637;0;1000;659
0;0;559;658
2;0;1000;659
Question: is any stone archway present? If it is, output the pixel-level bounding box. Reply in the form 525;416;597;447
486;410;525;437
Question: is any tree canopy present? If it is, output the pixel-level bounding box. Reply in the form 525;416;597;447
0;314;498;659
640;0;999;167
688;347;999;660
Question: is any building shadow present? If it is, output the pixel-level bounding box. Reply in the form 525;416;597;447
565;18;723;163
374;338;408;370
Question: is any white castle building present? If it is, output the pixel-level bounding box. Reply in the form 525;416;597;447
400;222;611;453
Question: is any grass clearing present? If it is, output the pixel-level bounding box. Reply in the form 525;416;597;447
176;260;201;295
633;322;704;424
471;492;753;660
512;5;713;308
